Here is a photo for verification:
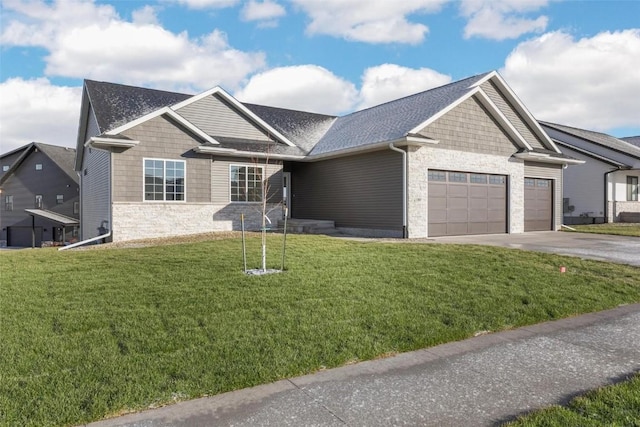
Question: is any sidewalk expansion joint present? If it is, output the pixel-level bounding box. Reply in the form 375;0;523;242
287;379;349;425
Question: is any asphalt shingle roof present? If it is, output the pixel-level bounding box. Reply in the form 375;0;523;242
85;80;191;134
621;136;640;148
309;73;490;156
36;143;78;183
541;122;640;160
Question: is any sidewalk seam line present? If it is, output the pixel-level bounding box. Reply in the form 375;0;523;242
287;379;349;425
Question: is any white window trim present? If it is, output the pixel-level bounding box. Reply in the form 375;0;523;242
142;158;187;203
229;164;265;203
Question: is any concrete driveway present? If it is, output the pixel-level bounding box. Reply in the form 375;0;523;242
431;231;640;267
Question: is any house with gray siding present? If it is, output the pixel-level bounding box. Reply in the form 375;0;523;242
540;122;640;224
0;142;79;247
74;71;580;243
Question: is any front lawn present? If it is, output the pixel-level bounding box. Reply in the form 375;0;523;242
506;372;640;426
568;223;640;237
1;234;639;426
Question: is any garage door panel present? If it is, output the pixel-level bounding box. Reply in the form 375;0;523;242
524;178;552;231
448;185;468;197
428;169;507;237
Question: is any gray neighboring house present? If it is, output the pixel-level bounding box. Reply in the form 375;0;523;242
0;142;79;247
622;136;640;148
540;122;640;224
75;71;581;243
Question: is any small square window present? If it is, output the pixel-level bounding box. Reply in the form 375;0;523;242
470;174;487;184
35;163;43;170
2;165;8;172
56;194;63;204
449;172;467;183
428;171;446;182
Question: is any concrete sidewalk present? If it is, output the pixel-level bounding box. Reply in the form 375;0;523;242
86;303;640;427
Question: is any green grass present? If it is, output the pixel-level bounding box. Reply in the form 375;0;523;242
506;372;640;426
568;223;640;237
1;234;640;426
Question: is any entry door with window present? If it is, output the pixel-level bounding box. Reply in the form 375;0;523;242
282;172;291;218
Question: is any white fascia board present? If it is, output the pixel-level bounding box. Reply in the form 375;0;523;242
87;137;140;149
106;107;170;136
172;86;297;148
469;70;499;88
307;136;437;162
513;152;585;165
164;110;219;145
488;73;562;154
193;145;305;161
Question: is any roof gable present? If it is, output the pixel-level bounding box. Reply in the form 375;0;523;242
309;73;490;156
0;142;77;186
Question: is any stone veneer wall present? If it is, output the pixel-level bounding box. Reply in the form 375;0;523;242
407;146;525;238
608;201;640;222
112;202;282;242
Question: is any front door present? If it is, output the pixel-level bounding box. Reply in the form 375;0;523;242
282;172;291;218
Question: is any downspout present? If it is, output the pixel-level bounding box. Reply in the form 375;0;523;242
389;142;408;238
604;167;620;223
59;231;111;251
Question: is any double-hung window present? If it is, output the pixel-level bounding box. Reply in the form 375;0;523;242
144;159;186;201
628;176;639;201
230;165;263;202
4;195;13;211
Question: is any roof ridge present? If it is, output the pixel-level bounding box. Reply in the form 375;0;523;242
84;79;193;98
339;71;491;119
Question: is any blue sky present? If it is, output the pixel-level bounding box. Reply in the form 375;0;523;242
1;0;639;153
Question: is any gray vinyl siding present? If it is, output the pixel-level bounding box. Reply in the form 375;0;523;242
114;115;212;203
291;150;402;230
481;81;546;150
0;150;26;179
176;94;272;141
81;147;111;240
524;162;563;230
420;96;519;156
0;150;79;245
85;104;101;142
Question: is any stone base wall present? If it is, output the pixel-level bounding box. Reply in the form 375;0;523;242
112;202;282;242
608;201;640;222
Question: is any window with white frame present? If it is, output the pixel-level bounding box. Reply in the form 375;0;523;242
56;194;64;204
35;195;43;208
4;195;13;211
230;165;263;202
144;159;186;201
628;176;639;201
35;163;42;170
2;165;8;172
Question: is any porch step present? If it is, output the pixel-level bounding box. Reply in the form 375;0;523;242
278;219;337;235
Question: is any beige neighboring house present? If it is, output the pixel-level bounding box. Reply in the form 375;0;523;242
541;122;640;224
74;71;580;243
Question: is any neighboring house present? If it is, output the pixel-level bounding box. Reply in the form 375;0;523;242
0;142;79;247
75;71;580;243
540;122;640;224
622;136;640;149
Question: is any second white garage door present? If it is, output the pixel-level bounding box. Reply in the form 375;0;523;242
428;170;507;237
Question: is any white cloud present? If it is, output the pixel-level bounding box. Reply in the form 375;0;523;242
235;65;358;114
241;0;286;25
131;5;160;26
502;30;640;132
461;0;549;40
165;0;239;9
358;64;451;110
0;78;81;153
289;0;448;44
0;0;265;91
235;64;452;115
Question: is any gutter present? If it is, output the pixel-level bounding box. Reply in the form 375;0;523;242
58;230;111;251
388;142;408;238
